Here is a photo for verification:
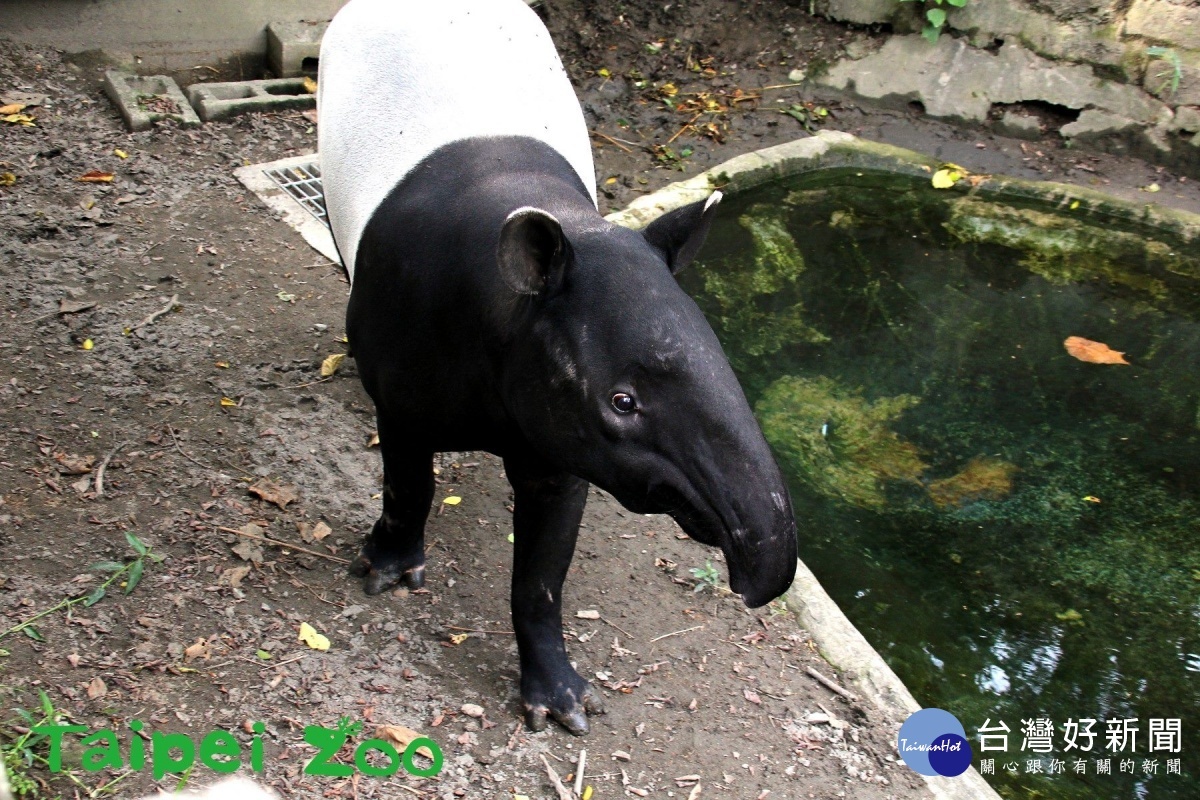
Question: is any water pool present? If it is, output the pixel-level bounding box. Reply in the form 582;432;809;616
677;165;1200;799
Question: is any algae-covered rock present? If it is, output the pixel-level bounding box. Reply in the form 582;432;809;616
944;197;1200;308
756;374;926;508
694;206;828;370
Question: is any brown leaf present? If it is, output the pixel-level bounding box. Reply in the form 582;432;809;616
248;479;298;509
0;103;25;115
1064;336;1130;365
78;170;115;183
231;539;264;564
311;521;332;541
183;639;210;661
86;676;107;699
743;688;762;705
54;452;95;475
376;724;435;759
223;565;252;588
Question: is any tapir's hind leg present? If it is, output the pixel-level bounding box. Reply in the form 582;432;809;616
350;420;434;595
505;451;605;735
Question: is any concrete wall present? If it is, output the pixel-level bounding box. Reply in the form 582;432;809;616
0;0;348;72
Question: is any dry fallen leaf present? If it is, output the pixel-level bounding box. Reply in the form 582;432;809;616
441;495;462;506
320;353;345;377
311;521;332;541
223;565;252;589
183;639;210;661
367;432;380;448
231;539;264;564
303;76;318;93
59;299;96;315
0;172;15;186
0;103;25;115
743;688;762;705
86;676;107;699
54;452;95;475
298;622;330;651
576;609;601;620
376;724;436;759
448;633;469;645
78;170;115;183
1064;336;1130;365
248;479;299;509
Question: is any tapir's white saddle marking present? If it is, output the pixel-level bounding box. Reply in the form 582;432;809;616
318;0;598;280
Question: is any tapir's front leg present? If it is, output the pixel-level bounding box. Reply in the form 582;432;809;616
350;419;434;594
505;451;605;735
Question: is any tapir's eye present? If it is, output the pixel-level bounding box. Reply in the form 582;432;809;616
611;392;637;414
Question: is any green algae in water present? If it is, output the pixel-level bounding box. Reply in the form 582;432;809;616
681;170;1200;800
757;374;925;509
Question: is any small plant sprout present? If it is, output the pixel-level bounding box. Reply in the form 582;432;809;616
0;531;164;645
900;0;968;43
689;560;722;593
1146;46;1183;98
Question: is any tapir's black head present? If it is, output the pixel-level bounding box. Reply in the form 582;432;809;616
495;193;797;607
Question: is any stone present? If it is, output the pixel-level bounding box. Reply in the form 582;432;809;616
995;111;1043;140
1060;109;1139;140
266;20;328;78
819;0;900;26
1126;0;1200;52
819;35;1168;126
1172;106;1200;133
185;78;316;122
102;71;200;132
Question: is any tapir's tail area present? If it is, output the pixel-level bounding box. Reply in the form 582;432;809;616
318;0;598;281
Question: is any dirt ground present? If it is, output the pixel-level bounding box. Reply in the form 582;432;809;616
2;2;1199;799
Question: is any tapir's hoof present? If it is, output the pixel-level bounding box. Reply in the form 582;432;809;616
349;554;425;595
524;682;605;736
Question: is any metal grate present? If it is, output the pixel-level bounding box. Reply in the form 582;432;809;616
264;161;328;228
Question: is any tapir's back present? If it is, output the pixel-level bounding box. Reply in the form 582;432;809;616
318;0;597;279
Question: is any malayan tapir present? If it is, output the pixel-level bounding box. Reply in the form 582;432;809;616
318;0;798;734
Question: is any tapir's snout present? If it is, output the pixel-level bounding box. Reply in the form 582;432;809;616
718;477;798;609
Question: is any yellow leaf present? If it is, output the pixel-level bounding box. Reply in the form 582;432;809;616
303;76;318;93
0;103;25;114
114;148;128;159
220;396;238;407
449;633;469;645
298;622;330;651
78;170;114;183
1142;183;1160;193
2;113;35;126
582;786;593;800
215;360;229;368
597;68;611;78
931;169;960;189
320;353;345;377
0;172;15;186
660;83;678;97
1082;495;1102;504
82;338;94;350
1069;199;1080;209
605;177;618;185
442;495;462;506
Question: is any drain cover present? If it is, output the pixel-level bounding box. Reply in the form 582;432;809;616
263;161;328;228
234;154;340;265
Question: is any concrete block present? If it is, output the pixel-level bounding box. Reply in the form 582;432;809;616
102;70;200;132
267;20;327;77
186;78;315;122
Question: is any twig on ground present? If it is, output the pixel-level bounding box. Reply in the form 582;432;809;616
166;424;214;472
805;665;858;703
539;754;574;800
590;129;635;153
650;624;704;642
127;294;179;332
94;440;129;498
445;625;514;635
215;525;350;565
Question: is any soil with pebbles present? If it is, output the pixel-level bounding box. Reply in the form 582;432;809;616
2;2;1198;799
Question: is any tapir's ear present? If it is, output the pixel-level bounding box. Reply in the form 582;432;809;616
641;191;722;275
497;207;570;295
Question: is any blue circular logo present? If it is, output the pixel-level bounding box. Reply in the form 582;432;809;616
897;708;973;777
